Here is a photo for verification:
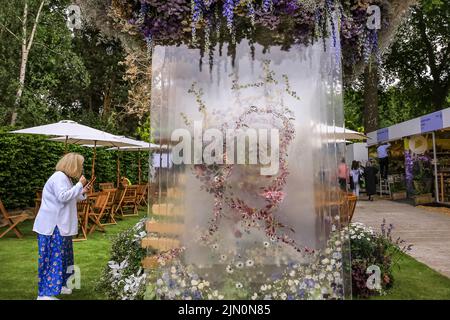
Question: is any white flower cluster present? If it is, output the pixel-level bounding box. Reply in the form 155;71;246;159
121;270;147;300
104;219;148;300
348;222;374;241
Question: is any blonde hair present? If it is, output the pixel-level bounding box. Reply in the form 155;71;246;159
56;153;84;178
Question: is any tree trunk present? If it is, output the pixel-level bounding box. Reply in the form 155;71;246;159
10;0;45;126
432;83;450;111
102;74;115;118
363;61;379;133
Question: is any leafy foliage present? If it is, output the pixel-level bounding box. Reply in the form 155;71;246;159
382;1;450;111
95;219;147;300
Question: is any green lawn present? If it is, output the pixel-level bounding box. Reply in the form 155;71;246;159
0;213;144;300
371;253;450;300
1;214;450;300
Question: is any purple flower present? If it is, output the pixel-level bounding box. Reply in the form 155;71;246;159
305;279;315;288
223;0;235;31
263;0;272;13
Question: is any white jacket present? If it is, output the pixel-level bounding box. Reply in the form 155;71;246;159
33;171;85;237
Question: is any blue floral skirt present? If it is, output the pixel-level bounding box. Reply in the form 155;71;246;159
37;226;74;297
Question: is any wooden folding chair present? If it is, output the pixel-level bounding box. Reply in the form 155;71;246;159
0;199;29;239
34;190;42;216
87;192;110;234
73;200;89;241
116;185;138;217
100;188;118;225
136;184;149;207
99;182;114;191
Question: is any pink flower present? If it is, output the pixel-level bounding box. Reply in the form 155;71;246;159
261;190;285;203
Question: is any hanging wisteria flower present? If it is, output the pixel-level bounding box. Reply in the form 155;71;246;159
223;0;235;32
247;0;255;26
263;0;273;12
191;0;203;44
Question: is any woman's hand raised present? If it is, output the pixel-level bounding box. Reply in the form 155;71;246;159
79;175;87;186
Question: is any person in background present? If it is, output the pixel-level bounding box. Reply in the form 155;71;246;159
338;158;349;191
350;161;363;197
33;153;91;300
377;142;391;179
121;176;132;187
364;159;378;201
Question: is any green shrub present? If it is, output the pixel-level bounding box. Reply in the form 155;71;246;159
95;219;148;300
350;221;413;298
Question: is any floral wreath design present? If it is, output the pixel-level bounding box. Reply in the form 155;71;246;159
186;61;306;253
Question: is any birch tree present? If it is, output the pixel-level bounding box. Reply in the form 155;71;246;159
10;0;46;126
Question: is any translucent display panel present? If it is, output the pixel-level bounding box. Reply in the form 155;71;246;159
148;33;350;300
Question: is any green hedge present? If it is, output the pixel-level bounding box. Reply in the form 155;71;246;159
0;127;149;209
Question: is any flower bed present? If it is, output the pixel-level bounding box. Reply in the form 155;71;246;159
349;221;413;298
96;219;148;300
96;218;413;300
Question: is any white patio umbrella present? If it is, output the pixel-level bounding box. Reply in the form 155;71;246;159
10;120;121;153
49;134;142;180
10;120;140;179
106;142;161;185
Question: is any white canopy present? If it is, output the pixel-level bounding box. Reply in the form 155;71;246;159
316;124;368;141
11;120;114;138
106;142;161;151
49;135;142;148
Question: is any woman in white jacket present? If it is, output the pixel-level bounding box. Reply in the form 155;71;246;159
33;153;90;300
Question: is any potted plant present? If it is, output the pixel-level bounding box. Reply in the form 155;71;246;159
411;154;433;205
390;180;407;200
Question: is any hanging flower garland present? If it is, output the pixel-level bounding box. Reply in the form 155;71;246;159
185;62;309;253
113;0;385;67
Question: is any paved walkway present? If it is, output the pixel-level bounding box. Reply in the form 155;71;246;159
353;199;450;278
